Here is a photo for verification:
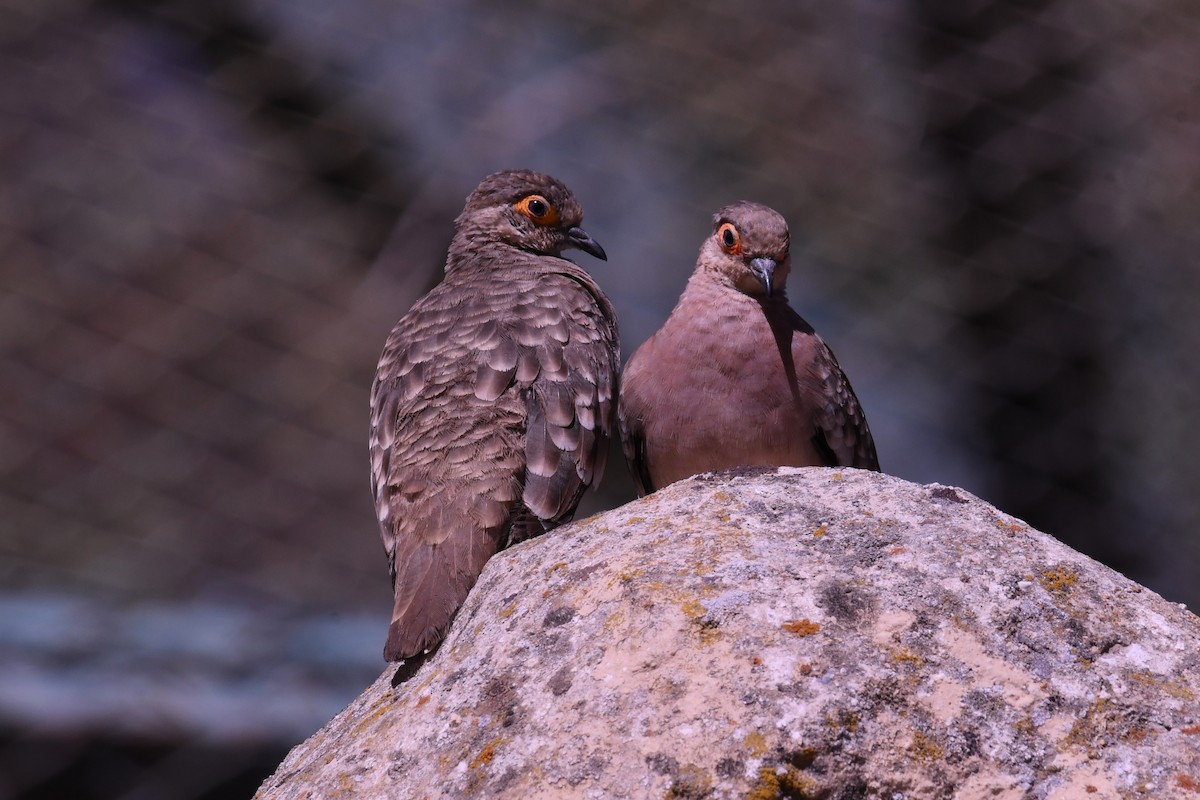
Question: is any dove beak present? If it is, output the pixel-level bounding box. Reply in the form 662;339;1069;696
750;257;777;298
566;226;607;261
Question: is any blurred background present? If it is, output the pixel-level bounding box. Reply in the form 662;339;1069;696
2;0;1198;797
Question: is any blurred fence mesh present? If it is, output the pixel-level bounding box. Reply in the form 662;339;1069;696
1;1;1198;797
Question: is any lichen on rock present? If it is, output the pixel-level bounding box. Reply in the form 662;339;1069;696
256;468;1200;799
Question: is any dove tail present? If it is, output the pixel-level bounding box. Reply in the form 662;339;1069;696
383;523;504;662
384;618;428;662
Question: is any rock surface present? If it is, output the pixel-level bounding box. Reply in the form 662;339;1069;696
256;468;1200;799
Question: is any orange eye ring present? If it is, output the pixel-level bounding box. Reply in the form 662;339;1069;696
515;194;560;226
717;222;741;255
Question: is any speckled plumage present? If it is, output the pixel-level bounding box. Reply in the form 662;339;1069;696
619;201;877;496
369;170;619;661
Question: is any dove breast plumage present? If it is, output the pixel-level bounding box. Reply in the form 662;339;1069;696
369;170;619;662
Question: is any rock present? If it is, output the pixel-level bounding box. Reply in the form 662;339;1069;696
255;468;1200;799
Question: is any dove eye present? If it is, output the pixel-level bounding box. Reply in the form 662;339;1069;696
717;222;741;254
515;194;560;226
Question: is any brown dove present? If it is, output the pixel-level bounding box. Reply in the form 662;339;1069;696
369;170;620;662
619;201;877;496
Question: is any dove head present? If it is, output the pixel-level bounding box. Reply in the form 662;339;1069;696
453;169;606;263
700;201;791;299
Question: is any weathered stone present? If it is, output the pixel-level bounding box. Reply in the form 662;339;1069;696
256;468;1200;799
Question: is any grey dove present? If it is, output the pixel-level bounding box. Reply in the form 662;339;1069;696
369;170;620;662
619;201;877;496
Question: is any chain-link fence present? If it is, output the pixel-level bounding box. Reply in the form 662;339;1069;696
2;1;1198;797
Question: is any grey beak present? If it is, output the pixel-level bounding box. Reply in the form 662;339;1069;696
567;226;607;261
750;257;777;297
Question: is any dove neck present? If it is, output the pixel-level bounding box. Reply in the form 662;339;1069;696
687;269;790;306
444;233;528;277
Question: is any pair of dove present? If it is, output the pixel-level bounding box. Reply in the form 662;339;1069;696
369;169;879;662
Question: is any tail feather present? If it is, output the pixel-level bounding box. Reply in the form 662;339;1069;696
383;528;500;662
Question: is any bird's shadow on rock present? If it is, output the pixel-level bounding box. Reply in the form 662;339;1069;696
390;649;435;688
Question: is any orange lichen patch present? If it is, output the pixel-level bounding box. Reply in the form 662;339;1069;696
697;620;721;645
469;735;504;770
744;730;769;757
812;524;828;537
825;709;860;735
498;600;519;618
1085;786;1097;794
624;516;647;525
798;662;813;676
1038;565;1078;593
908;731;944;762
666;764;712;799
1124;726;1149;743
891;647;924;667
1128;670;1196;701
746;766;818;800
1181;724;1200;734
1064;698;1109;749
889;546;907;555
680;598;720;644
832;473;844;481
1178;774;1200;792
782;619;821;637
349;693;397;738
544;561;568;577
416;694;431;707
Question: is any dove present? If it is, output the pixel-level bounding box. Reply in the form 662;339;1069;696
619;201;877;496
369;170;620;661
